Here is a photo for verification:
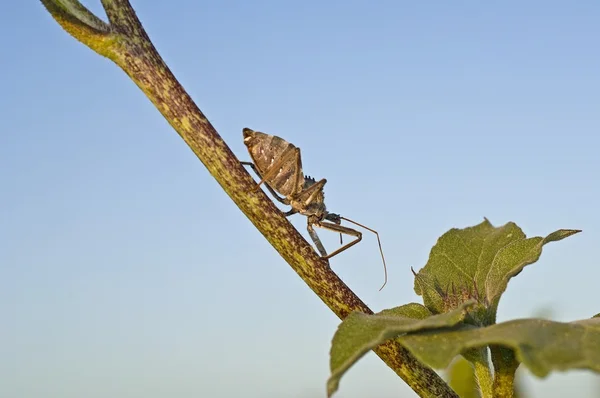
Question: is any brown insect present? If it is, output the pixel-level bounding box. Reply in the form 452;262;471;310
241;127;388;290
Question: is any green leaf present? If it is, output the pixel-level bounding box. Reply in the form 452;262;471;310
414;220;525;316
485;229;579;315
327;301;475;397
413;219;580;322
397;317;600;377
379;302;432;319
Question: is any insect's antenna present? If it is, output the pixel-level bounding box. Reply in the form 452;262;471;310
340;216;388;291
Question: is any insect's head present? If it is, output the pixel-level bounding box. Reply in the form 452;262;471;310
325;212;342;225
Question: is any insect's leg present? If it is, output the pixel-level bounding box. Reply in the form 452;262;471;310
307;221;328;257
315;221;362;259
318;220;388;290
274;145;324;205
283;209;298;217
294;178;327;207
291;147;304;197
241;161;289;205
240;161;257;170
255;147;298;191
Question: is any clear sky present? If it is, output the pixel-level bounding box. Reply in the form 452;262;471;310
2;1;599;397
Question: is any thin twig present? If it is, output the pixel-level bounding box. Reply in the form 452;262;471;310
39;1;458;396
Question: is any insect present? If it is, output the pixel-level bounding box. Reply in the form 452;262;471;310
241;127;388;290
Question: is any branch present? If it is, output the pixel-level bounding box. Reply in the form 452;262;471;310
40;1;458;396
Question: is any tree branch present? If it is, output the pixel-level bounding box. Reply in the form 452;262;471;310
40;1;458;396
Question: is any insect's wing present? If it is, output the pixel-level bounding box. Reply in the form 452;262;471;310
243;128;304;196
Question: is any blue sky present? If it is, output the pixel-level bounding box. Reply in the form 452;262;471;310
2;1;599;397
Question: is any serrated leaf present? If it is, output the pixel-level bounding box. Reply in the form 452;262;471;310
413;269;445;315
485;229;580;313
379;302;432;319
413;219;497;296
327;301;475;397
474;222;526;291
414;220;525;315
413;219;579;322
396;317;600;377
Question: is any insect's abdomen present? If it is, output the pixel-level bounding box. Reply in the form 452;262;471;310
243;129;304;197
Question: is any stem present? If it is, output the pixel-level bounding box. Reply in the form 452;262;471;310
463;348;494;398
492;371;515;398
473;357;494;398
490;346;519;398
39;1;458;397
